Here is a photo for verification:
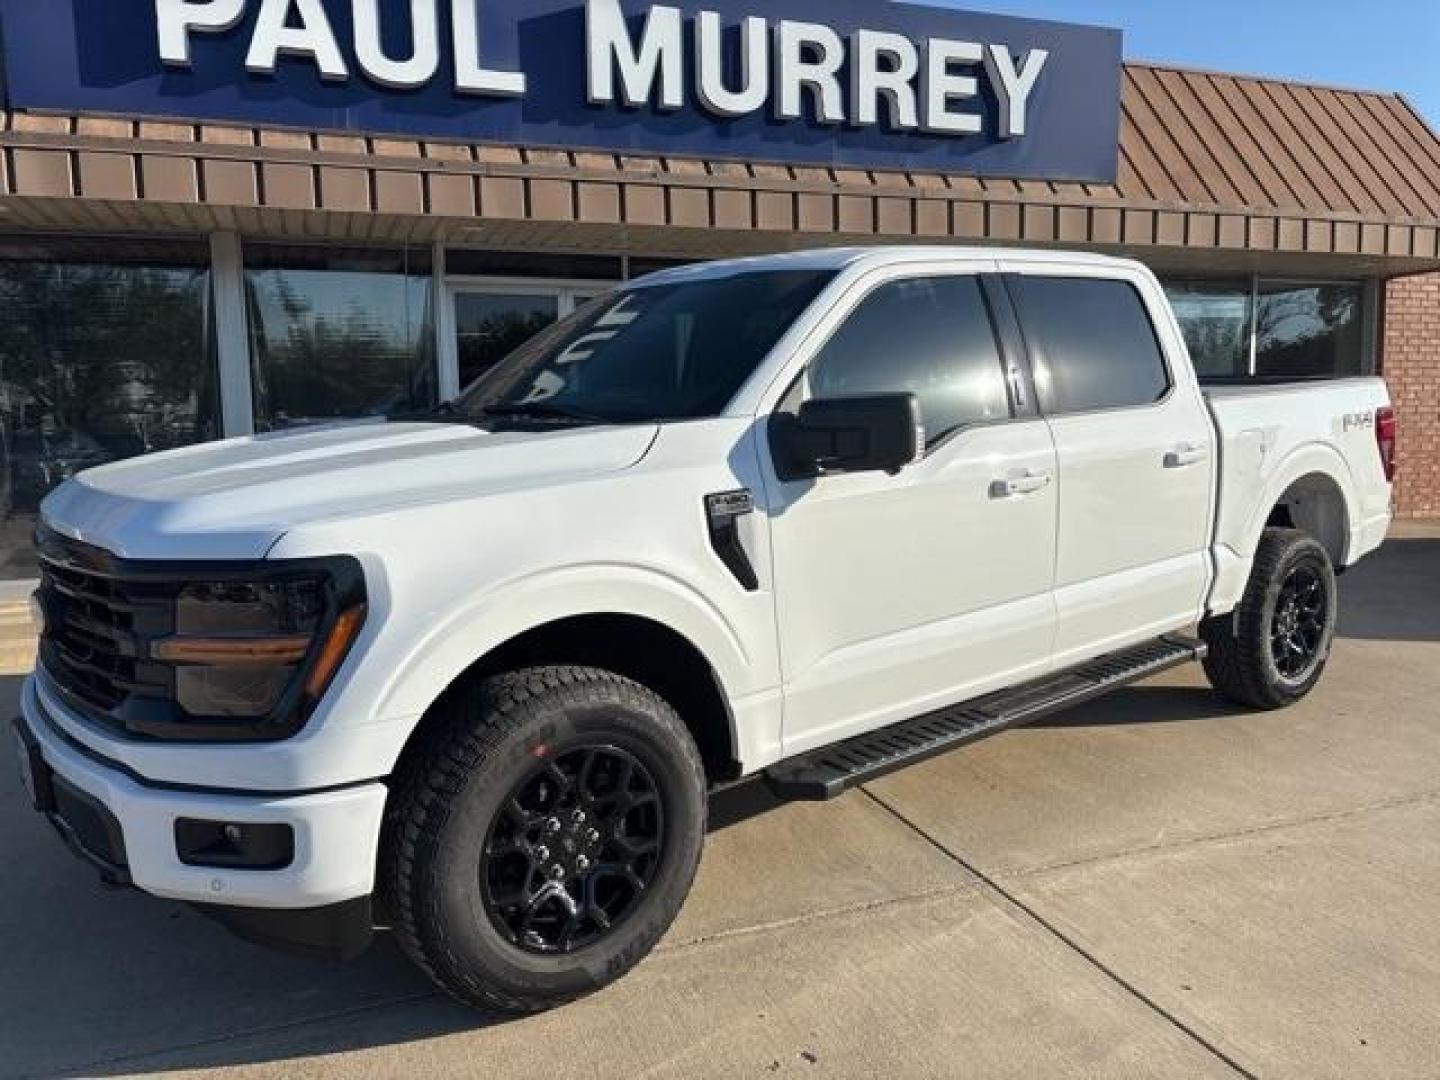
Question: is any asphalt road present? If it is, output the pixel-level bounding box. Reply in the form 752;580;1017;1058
3;524;1439;1079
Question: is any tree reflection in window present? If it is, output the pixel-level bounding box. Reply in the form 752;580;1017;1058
245;245;436;430
0;247;218;576
1256;283;1365;379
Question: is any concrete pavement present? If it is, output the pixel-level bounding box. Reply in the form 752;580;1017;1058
3;525;1439;1078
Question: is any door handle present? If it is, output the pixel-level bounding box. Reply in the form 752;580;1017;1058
1165;444;1209;469
991;470;1053;499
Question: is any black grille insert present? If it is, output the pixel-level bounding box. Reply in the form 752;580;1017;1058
37;532;177;733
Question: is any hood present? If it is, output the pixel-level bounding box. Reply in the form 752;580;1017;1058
42;421;659;561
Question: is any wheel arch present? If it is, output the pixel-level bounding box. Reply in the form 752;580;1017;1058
373;569;759;785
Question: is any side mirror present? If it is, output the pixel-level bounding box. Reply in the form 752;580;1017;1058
771;393;924;482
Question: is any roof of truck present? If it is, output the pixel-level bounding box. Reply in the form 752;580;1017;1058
630;246;1144;286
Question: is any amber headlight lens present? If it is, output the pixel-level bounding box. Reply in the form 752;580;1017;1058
153;578;366;720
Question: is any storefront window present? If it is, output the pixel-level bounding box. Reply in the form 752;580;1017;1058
1161;276;1371;382
246;245;435;430
1163;280;1252;379
1255;282;1366;379
0;239;219;578
455;293;561;391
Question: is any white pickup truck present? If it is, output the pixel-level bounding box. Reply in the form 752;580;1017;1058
14;247;1395;1013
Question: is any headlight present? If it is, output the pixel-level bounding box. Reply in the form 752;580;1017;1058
151;573;367;724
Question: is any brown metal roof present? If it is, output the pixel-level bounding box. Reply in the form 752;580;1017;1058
1;62;1438;273
1117;62;1440;220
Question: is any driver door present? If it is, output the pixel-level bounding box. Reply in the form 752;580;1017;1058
762;268;1059;755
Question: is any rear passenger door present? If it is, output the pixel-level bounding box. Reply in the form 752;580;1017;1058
1003;267;1215;666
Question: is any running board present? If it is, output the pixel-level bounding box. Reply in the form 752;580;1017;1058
765;635;1207;801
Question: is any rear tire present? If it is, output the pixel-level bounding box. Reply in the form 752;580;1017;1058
1200;528;1338;710
382;666;706;1014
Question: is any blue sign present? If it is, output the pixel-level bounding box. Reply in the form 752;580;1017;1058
0;0;1122;182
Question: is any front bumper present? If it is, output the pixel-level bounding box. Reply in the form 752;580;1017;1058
15;676;388;931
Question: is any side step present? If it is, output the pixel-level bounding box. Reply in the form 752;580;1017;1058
765;635;1207;801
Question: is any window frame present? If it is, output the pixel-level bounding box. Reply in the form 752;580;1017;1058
796;268;1026;456
1001;269;1177;420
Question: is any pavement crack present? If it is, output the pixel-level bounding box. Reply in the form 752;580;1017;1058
657;880;985;955
1004;786;1440;883
861;787;1260;1080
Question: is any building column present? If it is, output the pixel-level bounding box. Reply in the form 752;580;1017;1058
210;231;255;438
1383;272;1440;518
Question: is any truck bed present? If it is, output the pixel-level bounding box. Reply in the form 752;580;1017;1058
1204;376;1393;614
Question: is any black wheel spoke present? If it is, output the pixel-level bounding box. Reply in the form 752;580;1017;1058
482;744;665;955
1270;565;1331;684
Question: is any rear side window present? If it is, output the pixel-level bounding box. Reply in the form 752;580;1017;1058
1009;276;1170;414
810;276;1010;444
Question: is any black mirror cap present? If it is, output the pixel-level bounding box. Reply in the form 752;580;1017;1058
772;393;923;482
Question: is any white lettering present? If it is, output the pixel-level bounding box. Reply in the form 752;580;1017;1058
452;0;526;97
851;29;919;130
776;20;845;125
695;12;769;119
922;38;983;134
587;0;684;111
353;0;440;89
246;0;349;82
985;45;1049;137
157;0;246;67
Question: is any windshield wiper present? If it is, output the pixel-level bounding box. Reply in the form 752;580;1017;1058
479;402;619;426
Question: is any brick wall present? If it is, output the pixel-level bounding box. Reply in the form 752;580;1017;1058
1383;273;1440;518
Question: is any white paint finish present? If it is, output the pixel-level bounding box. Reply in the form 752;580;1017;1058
768;421;1058;750
41;422;659;560
24;678;386;908
775;21;847;125
352;0;441;89
586;0;685;110
156;0;246;67
695;12;769;118
245;0;349;81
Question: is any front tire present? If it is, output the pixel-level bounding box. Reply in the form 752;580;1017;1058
1200;528;1338;710
382;666;706;1014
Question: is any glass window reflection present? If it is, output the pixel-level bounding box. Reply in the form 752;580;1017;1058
1256;282;1366;379
0;240;219;577
1163;280;1252;379
246;245;436;430
455;292;561;391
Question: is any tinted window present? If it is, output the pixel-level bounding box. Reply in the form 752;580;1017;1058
1011;277;1170;414
456;269;834;423
810;276;1009;443
1256;282;1365;379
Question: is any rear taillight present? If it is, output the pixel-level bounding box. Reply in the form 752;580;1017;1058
1376;406;1398;483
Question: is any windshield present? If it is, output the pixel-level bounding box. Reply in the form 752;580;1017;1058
453;268;836;426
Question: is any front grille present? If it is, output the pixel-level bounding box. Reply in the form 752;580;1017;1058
36;530;177;735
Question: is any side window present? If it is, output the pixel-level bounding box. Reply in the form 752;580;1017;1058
1008;276;1171;414
810;276;1010;444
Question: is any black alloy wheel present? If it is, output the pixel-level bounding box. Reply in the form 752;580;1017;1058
1270;565;1330;683
481;746;665;955
383;666;707;1014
